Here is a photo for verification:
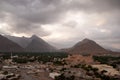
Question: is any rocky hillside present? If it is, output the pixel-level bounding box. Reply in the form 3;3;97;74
68;38;111;55
25;35;57;52
5;35;57;52
0;35;24;52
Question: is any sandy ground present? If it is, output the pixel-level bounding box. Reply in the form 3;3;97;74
19;69;53;80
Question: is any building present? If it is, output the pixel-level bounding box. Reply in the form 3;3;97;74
49;72;60;79
3;65;18;69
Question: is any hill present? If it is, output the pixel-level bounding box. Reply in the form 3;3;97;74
5;35;57;52
68;38;111;55
25;35;57;52
4;35;31;48
0;35;24;52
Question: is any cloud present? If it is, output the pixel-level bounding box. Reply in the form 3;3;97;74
0;0;120;51
0;0;65;36
67;0;120;13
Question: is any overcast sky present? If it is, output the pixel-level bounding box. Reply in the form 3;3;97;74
0;0;120;51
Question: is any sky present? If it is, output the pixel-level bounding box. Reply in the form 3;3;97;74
0;0;120;51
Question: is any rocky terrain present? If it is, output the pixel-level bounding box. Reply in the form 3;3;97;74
66;39;114;55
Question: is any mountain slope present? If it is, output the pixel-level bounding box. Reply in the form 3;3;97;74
68;38;110;55
5;35;57;52
4;35;31;48
0;35;24;52
25;35;57;52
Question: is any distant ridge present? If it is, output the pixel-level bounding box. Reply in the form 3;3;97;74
2;34;120;55
5;35;57;52
4;35;31;48
25;35;57;52
68;38;111;55
0;35;24;52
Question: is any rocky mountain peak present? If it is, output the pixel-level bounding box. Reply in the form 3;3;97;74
31;35;39;39
69;38;108;55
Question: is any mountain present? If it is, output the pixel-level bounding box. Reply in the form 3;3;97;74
5;35;57;52
4;35;31;48
25;35;57;52
0;35;24;52
68;38;110;55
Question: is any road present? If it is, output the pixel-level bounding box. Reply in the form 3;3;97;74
19;69;52;80
19;70;39;80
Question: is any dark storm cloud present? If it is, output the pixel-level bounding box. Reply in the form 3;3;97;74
0;0;65;36
0;0;120;50
0;0;64;23
7;15;50;36
0;0;120;32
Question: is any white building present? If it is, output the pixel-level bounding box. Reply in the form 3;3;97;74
49;72;60;79
3;66;18;69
